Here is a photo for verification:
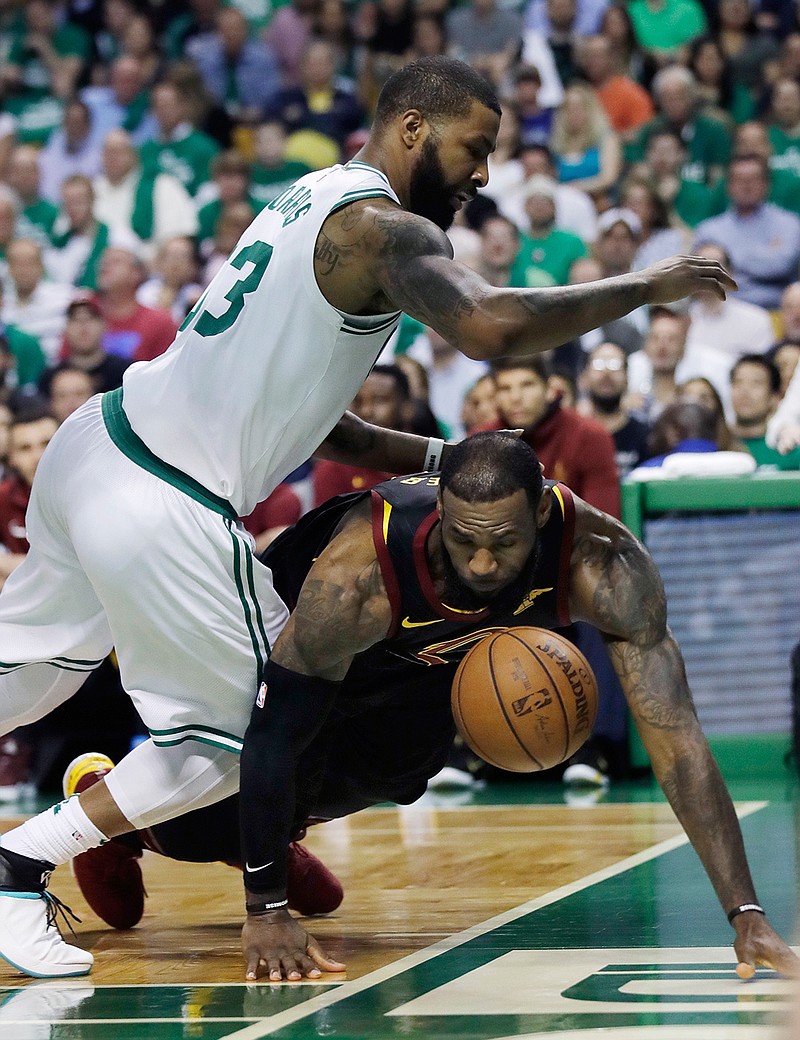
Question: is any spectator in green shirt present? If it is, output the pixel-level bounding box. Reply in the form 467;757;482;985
140;82;221;198
5;147;59;246
509;176;588;288
0;0;92;145
0;283;47;391
767;78;800;180
640;128;721;228
627;0;708;62
250;121;312;206
197;151;265;256
710;122;800;219
730;354;800;469
628;65;732;185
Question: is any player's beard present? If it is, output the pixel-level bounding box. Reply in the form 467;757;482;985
408;137;458;232
588;390;623;415
441;536;543;614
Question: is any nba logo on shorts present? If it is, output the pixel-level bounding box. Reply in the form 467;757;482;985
256;682;267;708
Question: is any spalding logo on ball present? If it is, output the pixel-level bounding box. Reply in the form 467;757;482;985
451;626;599;772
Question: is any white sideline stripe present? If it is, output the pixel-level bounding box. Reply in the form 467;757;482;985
0;982;340;991
0;1019;260;1026
218;800;769;1039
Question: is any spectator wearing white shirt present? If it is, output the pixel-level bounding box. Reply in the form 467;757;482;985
686;242;775;361
592;207;648;335
475;215;520;288
137;236;204;325
627;304;733;422
519;15;568;109
93;129;198;258
483;103;525;212
568;255;643;357
407;327;489;439
1;240;75;364
500;143;598;243
766;355;800;454
0;189;21;292
47;175;110;291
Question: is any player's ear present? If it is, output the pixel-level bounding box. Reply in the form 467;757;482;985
535;485;552;529
436;491;444;520
400;109;426;149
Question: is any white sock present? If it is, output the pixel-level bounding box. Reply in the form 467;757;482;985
1;796;108;866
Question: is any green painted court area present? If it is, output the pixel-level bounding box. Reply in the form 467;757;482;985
1;779;797;1040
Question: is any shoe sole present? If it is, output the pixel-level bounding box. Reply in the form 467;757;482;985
62;753;116;800
0;947;92;979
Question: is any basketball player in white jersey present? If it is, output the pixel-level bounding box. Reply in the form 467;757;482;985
0;56;735;978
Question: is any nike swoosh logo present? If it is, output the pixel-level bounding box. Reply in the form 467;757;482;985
401;617;446;629
244;860;274;872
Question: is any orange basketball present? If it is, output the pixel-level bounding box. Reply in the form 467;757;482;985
451;627;598;772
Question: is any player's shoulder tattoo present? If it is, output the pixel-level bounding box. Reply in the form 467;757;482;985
370;207;454;266
573;510;666;647
370;209;491;340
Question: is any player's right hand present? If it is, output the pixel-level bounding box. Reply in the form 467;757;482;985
242;907;345;982
643;255;738;305
776;423;800;455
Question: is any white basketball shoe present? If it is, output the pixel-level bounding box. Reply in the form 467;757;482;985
0;848;93;978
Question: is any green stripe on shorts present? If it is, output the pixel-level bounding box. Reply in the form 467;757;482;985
226;520;266;680
101;389;237;520
149;724;244;753
0;658;103;673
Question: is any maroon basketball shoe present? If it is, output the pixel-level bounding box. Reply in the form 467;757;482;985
286;841;343;916
228;839;343;916
62;754;146;930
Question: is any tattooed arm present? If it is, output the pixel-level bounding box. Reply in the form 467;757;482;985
315;200;736;361
317;409;450;474
569;497;797;977
240;502;391;981
271;504;392;679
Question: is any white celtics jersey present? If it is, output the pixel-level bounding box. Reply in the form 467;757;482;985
121;162;402;515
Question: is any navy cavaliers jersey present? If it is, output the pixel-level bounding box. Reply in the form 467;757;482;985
362;473;574;671
262;472;576;680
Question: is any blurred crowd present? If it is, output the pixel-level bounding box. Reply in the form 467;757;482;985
3;0;800;796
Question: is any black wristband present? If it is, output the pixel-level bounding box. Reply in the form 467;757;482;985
727;903;765;924
246;898;289;916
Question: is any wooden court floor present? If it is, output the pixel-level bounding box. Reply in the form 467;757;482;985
0;776;798;1039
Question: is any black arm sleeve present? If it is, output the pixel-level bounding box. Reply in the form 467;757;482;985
239;659;341;905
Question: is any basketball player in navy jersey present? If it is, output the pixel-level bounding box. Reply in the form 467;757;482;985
0;53;738;978
78;433;796;984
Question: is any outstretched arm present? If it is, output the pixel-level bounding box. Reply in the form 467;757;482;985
364;205;736;360
569;500;798;978
239;504;392;982
317;410;449;473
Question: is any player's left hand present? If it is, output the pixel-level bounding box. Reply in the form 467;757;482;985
732;912;800;979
